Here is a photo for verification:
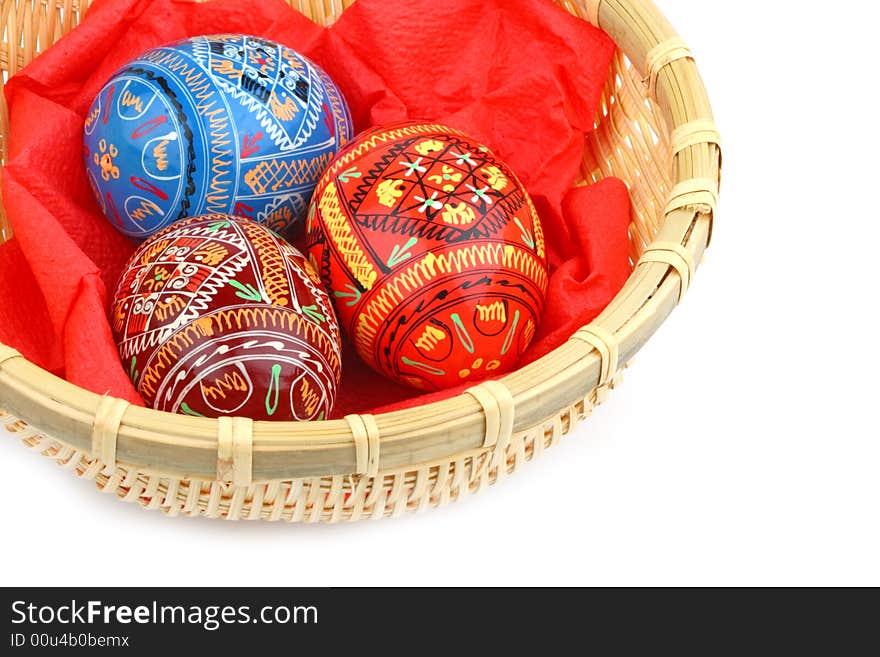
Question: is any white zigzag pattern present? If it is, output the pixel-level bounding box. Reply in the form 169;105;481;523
290;70;326;150
212;76;296;151
181;38;328;153
188;38;211;68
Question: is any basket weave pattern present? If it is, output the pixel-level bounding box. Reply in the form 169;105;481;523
0;0;720;521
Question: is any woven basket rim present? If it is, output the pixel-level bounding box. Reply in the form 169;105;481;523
0;0;720;484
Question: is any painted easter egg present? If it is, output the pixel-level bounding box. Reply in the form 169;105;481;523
111;215;342;421
305;123;549;391
84;34;352;239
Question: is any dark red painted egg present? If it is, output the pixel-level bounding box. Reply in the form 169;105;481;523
111;214;341;420
305;123;548;391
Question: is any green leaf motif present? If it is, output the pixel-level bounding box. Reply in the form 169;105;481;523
451;313;475;354
265;364;282;417
302;305;326;324
513;217;535;250
501;310;521;356
229;279;264;302
180;403;205;417
207;220;231;232
334;284;362;307
387;237;418;268
401;356;445;377
129;356;139;383
338;165;361;184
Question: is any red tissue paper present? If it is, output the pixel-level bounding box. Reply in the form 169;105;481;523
0;0;632;415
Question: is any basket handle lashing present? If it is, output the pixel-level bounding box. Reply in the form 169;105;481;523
217;416;253;487
91;396;129;472
643;37;693;97
670;120;721;157
639;241;695;304
663;177;719;218
345;413;380;479
466;380;515;479
466;381;514;450
571;325;619;401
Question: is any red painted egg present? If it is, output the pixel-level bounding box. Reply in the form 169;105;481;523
111;215;341;420
305;123;548;391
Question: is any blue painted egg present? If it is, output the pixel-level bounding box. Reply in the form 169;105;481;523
83;34;353;239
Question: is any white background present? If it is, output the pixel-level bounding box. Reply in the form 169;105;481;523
1;0;878;587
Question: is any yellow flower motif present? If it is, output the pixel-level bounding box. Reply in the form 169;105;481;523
414;139;444;156
415;325;446;353
440;202;476;226
269;93;298;121
192;242;228;267
210;58;240;79
93;139;119;182
376;179;406;207
480;165;509;191
476;301;507;323
428;165;463;192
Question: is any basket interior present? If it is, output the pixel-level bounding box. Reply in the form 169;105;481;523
0;0;718;521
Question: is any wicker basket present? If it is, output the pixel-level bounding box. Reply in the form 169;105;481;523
0;0;720;522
